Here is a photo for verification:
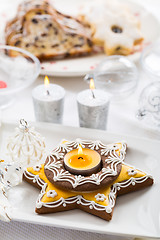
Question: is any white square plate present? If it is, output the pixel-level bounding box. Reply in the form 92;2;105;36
0;121;159;238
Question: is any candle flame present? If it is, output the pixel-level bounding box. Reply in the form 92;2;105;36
90;78;95;90
78;144;83;155
44;75;50;95
44;75;50;86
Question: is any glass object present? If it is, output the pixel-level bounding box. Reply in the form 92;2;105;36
0;45;40;109
137;81;160;127
84;56;138;101
141;42;160;81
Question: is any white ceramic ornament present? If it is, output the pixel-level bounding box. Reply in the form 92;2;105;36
0;160;24;222
0;184;11;222
6;119;46;167
0;161;22;189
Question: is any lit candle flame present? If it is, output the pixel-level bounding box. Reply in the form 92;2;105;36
89;78;95;98
44;75;50;95
90;78;95;90
44;75;50;86
78;144;83;156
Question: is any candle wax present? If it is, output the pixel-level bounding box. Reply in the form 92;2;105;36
77;89;109;107
69;154;92;169
32;84;65;101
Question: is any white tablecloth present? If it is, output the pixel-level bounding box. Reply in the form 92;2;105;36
0;0;160;239
0;221;133;240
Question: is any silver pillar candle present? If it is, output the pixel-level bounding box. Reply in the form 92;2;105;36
32;83;65;123
77;89;110;130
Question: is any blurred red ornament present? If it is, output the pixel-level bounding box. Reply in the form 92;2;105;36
0;81;7;89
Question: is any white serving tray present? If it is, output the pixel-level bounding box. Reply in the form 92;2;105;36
0;121;159;238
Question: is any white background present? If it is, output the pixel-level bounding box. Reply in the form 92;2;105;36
0;0;160;239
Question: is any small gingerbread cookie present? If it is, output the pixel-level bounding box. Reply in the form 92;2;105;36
23;162;153;221
44;139;127;192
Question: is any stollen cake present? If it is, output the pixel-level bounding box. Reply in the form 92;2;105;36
5;0;93;60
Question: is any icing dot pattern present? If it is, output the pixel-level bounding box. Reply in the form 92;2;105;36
47;190;57;198
33;165;42;172
95;193;106;202
127;168;138;176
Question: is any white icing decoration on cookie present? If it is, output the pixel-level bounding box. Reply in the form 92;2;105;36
23;171;44;188
105;206;112;213
88;140;102;150
33;175;40;183
24;166;153;214
127;168;138;176
95;193;106;202
44;139;127;189
36;201;43;209
47;190;57;198
33;165;42;172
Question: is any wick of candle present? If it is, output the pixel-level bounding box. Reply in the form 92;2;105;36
78;157;83;160
91;89;95;99
46;89;50;96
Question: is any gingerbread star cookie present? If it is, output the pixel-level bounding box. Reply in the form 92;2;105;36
24;155;153;221
44;140;127;192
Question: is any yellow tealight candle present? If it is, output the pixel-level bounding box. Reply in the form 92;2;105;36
64;145;101;176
